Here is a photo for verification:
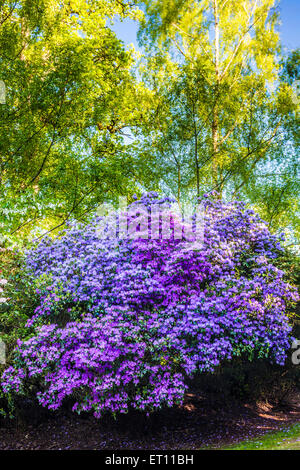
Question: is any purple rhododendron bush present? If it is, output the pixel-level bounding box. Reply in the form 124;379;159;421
1;194;299;418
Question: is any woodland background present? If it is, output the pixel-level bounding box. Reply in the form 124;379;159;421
0;0;298;249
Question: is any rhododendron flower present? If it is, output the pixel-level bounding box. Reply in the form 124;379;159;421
1;194;298;418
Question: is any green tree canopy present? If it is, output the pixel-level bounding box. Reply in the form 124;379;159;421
133;0;299;240
0;0;144;243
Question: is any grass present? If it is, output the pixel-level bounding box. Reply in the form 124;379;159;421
221;423;300;450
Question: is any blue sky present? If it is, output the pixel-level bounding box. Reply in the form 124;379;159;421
112;0;299;51
280;0;300;49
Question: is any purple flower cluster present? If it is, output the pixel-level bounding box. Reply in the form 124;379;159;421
2;313;186;416
1;194;299;417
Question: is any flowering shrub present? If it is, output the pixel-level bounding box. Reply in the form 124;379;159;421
0;247;39;418
1;194;299;418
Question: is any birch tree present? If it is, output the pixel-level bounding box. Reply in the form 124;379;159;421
138;0;298;204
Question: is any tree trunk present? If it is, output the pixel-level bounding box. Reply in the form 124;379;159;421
212;0;221;192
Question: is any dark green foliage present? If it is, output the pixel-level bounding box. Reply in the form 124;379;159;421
193;353;300;408
0;248;36;417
